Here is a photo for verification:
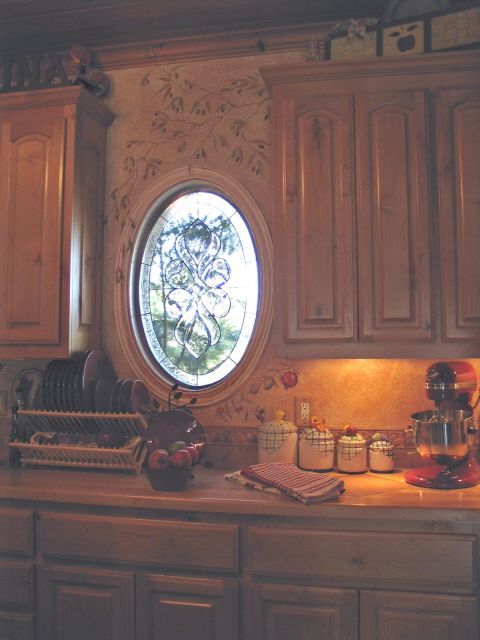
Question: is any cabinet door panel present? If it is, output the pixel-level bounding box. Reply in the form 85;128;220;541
0;561;34;607
136;573;238;640
245;583;357;640
280;94;356;342
0;508;34;555
0;612;34;640
361;590;477;640
356;90;432;342
0;110;65;345
435;87;480;341
37;565;134;640
0;86;113;358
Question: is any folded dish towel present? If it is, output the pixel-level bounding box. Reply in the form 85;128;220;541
225;462;344;504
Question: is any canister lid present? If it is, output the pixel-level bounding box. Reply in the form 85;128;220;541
368;432;393;451
299;427;333;442
259;410;296;435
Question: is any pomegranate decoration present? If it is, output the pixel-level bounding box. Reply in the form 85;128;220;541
280;370;298;389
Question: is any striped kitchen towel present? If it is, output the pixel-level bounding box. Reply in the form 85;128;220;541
232;462;344;504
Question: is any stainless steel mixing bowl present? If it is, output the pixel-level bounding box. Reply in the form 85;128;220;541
410;409;476;460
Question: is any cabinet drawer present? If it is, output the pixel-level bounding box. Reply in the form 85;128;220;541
0;561;34;607
248;528;476;593
0;509;33;555
38;512;239;572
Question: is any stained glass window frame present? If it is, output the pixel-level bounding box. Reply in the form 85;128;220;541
132;181;268;391
113;168;273;406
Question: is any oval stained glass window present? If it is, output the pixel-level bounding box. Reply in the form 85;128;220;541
137;190;260;388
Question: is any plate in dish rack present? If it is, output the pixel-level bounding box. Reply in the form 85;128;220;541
75;350;116;411
11;368;43;410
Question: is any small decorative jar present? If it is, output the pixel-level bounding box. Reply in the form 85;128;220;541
258;410;298;464
368;432;395;473
298;417;335;471
337;425;367;473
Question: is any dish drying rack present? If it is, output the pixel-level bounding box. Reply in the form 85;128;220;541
9;409;148;473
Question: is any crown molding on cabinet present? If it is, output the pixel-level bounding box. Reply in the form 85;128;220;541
87;23;331;71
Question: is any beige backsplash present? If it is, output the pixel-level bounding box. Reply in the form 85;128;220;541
1;356;479;469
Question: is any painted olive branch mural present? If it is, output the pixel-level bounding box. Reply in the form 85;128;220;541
110;64;271;285
215;365;299;423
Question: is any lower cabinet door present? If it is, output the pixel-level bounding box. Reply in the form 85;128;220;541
136;573;238;640
37;565;134;640
245;583;358;640
0;612;34;640
360;590;477;640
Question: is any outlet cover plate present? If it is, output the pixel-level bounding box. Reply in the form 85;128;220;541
295;396;312;427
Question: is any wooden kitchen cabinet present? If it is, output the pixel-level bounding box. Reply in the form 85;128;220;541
434;85;480;343
245;583;358;640
0;86;114;359
35;510;240;640
1;468;479;640
261;49;480;358
0;508;35;640
360;590;477;640
36;565;134;640
355;89;432;345
136;573;238;640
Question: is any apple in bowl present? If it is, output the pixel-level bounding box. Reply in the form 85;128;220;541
145;439;198;491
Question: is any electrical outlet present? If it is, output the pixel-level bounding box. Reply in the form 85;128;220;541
300;402;310;422
295;397;312;426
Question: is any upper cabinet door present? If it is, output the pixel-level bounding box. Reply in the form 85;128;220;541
434;87;480;342
0;108;65;346
0;86;114;359
279;93;356;343
356;90;433;343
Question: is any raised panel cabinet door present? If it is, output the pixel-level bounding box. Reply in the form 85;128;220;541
355;90;433;343
245;583;358;640
136;573;238;640
0;107;65;346
277;93;356;343
360;590;477;640
0;86;113;358
434;87;480;341
0;612;34;640
37;564;134;640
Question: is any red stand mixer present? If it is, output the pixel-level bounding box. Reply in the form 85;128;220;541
405;361;480;489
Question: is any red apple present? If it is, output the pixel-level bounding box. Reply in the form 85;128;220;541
345;424;358;437
147;448;170;471
170;449;192;468
185;445;200;464
280;370;298;389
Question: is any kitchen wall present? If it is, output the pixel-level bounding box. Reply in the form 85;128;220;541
1;43;479;467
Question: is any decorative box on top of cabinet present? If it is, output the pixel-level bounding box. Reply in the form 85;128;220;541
0;86;114;359
261;49;480;359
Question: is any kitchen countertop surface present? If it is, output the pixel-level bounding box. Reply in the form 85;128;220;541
1;463;480;520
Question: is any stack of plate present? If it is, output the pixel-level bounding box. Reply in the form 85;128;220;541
39;351;149;413
98;378;151;414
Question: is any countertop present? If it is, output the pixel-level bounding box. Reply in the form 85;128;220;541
1;463;480;521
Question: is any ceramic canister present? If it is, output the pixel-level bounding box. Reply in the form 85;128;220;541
368;433;395;472
337;428;367;473
298;422;335;471
258;410;298;464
